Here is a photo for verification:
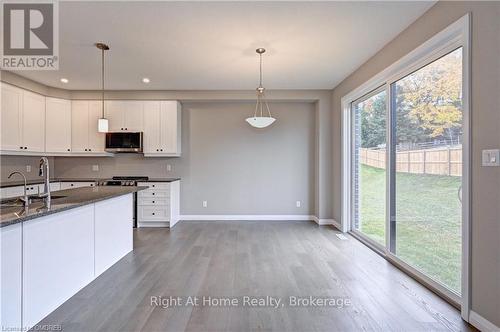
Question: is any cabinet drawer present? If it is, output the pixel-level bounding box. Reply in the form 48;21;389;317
137;182;170;190
137;197;169;206
138;189;169;198
138;206;170;221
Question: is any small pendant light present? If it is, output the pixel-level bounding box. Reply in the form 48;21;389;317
96;42;109;133
246;48;276;128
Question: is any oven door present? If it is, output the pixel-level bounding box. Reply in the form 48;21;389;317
105;132;143;153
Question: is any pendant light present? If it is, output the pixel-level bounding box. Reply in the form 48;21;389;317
96;42;109;133
246;48;276;128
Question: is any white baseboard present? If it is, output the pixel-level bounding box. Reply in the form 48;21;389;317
469;311;500;332
137;222;170;228
180;215;315;221
312;216;341;229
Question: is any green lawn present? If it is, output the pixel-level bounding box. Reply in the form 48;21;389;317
358;165;462;293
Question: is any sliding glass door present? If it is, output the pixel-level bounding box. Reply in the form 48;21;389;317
350;47;464;295
352;89;387;246
390;48;463;294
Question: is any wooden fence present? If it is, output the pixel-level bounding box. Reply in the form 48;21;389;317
359;146;462;176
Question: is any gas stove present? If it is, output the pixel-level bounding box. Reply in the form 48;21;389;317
98;176;149;186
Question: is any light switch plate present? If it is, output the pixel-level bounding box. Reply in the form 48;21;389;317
166;164;172;172
92;165;99;171
26;165;31;173
202;201;208;208
482;149;500;166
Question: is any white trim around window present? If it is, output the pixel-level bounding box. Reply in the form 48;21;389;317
340;13;471;321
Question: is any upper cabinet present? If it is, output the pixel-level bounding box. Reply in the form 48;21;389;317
143;101;181;157
1;83;45;153
1;83;23;152
105;101;143;132
1;82;181;157
71;100;106;154
45;98;72;153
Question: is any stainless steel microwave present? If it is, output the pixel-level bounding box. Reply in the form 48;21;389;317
105;132;143;153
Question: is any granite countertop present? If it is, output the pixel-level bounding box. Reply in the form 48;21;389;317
1;177;180;188
0;186;147;228
0;178;107;188
140;178;181;182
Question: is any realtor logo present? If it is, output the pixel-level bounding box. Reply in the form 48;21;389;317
1;1;59;70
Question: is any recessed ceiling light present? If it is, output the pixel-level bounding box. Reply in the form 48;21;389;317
142;78;150;83
60;78;69;83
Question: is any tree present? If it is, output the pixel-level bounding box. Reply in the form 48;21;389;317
396;48;463;143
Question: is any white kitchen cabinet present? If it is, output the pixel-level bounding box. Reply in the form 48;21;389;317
60;181;96;190
0;223;22;330
137;181;180;227
142;101;161;154
0;83;23;152
160;101;181;155
94;194;133;276
37;182;61;194
45;97;72;153
22;90;45;152
105;100;143;132
88;101;106;152
143;101;181;157
49;182;61;192
22;205;95;328
71;100;106;154
0;83;45;153
0;186;24;199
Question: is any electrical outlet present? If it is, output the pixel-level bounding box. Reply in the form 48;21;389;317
202;200;208;208
296;200;301;208
92;165;99;172
166;164;172;172
26;165;31;173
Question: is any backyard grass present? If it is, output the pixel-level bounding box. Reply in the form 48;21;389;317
358;164;462;293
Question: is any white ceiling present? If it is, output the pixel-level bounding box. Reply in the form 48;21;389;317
15;1;435;90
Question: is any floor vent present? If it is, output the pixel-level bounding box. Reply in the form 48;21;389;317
336;233;348;240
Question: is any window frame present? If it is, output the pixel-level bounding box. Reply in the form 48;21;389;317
340;14;471;319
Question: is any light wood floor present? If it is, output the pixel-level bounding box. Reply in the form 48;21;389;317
39;221;473;331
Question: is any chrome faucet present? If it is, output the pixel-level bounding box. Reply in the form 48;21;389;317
38;157;51;209
8;171;29;208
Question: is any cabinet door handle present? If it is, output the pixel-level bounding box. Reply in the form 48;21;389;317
160;149;163;152
67;148;71;151
85;148;88;151
20;146;23;149
152;212;155;215
152;193;155;195
89;148;92;151
125;128;128;130
24;147;27;149
152;185;155;187
152;201;155;203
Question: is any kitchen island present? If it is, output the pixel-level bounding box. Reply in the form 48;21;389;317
0;186;146;330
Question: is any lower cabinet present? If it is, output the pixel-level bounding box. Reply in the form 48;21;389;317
94;195;133;276
0;193;134;330
23;205;95;328
136;181;180;227
0;223;22;329
59;181;96;190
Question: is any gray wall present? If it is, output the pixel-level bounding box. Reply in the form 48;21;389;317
331;1;500;325
1;72;333;219
1;156;55;182
55;102;315;215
